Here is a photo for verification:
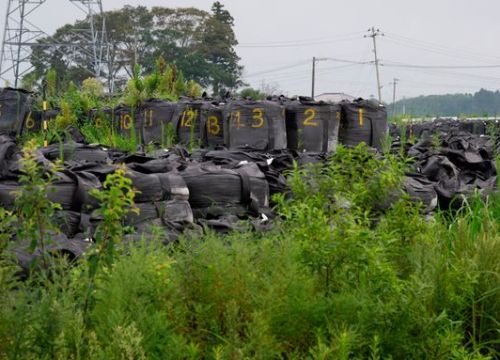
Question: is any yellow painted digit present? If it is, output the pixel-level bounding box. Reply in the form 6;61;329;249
251;108;265;128
232;111;244;128
180;111;187;127
25;112;35;129
181;109;195;127
207;116;220;135
121;114;132;129
336;111;341;122
358;108;364;127
144;109;153;127
95;117;102;128
303;108;318;126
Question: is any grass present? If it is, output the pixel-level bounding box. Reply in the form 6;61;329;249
0;144;498;359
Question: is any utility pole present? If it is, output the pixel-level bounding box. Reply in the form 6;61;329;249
365;27;384;103
311;56;316;99
392;78;399;116
311;57;328;99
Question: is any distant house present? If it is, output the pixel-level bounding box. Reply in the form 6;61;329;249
315;92;356;103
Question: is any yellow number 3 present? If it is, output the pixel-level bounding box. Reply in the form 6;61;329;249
207;116;220;135
251;108;264;128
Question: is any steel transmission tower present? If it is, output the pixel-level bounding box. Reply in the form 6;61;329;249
0;0;109;88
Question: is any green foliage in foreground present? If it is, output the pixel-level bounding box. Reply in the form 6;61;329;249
0;145;498;359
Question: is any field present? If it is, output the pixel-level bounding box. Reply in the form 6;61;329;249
0;75;499;359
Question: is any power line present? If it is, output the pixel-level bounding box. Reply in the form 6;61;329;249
236;31;364;48
384;31;500;63
244;60;310;78
381;61;500;69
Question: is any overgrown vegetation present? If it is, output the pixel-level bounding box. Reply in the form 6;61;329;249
0;143;498;359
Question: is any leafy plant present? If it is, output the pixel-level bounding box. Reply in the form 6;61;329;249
89;166;139;269
15;140;62;268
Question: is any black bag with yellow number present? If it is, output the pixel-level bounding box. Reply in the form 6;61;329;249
112;105;141;142
0;88;32;136
171;99;204;145
138;99;177;144
286;97;341;152
88;107;112;130
339;99;388;150
24;108;60;134
223;100;287;151
200;101;224;148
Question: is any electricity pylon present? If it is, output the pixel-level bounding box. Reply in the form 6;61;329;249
0;0;109;88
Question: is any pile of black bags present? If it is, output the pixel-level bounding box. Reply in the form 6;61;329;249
0;87;498;276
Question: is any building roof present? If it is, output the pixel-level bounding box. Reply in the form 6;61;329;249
315;92;356;103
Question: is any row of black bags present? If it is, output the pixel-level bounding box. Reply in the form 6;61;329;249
0;129;498;277
0;87;388;152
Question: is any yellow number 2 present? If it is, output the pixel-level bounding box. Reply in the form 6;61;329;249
303;108;318;126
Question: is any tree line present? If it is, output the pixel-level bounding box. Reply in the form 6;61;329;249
389;88;500;117
22;2;242;96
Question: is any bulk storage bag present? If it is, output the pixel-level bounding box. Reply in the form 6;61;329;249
22;110;41;134
179;162;269;218
200;102;224;148
138;99;177;144
125;170;189;203
171;99;204;145
25;108;61;135
112;105;141;142
88;107;112;129
40;143;110;163
285;97;341;152
459;120;487;135
223;100;287;151
339;99;388;150
0;172;76;210
125;200;193;227
0;88;32;135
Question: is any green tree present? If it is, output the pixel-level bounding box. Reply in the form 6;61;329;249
22;5;243;93
198;2;243;96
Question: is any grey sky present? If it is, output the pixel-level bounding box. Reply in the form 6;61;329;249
1;0;500;100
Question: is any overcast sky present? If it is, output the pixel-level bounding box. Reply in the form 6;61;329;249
1;0;500;100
